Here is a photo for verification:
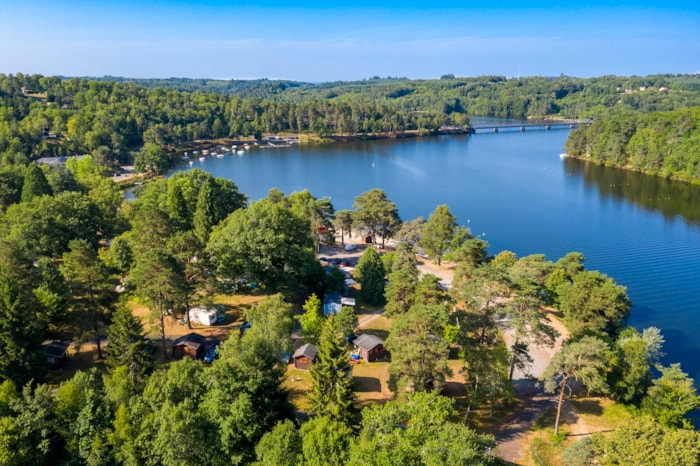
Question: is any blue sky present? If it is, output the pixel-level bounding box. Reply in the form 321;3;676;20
1;1;698;81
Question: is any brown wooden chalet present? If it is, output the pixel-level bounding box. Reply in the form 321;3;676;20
353;334;386;362
172;332;206;360
292;343;318;370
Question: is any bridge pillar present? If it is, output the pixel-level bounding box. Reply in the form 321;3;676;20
494;127;498;133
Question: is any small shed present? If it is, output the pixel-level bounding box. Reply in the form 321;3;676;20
292;343;318;370
46;341;70;370
353;333;386;362
172;332;206;360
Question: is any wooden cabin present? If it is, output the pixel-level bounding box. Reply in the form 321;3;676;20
46;341;70;370
172;333;206;360
292;343;318;370
353;334;386;362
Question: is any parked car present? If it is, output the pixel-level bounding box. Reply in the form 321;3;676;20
204;343;220;363
344;244;356;251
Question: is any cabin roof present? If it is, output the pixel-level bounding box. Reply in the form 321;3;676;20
172;332;206;349
353;333;384;352
292;343;318;361
46;341;70;358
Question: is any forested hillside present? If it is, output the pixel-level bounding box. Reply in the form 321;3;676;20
565;107;700;183
2;73;700;182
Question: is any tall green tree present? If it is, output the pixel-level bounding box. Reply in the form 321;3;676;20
608;326;664;403
557;270;631;338
129;248;185;359
208;197;320;292
352;188;401;247
308;322;356;424
351;392;498;465
642;363;700;428
297;293;324;345
254;419;302;466
386;304;452;396
192;179;217;243
105;303;154;392
421;204;457;266
355;247;386;305
60;239;117;359
20;162;52;202
333;209;353;245
134;142;168;176
300;416;353;466
0;240;48;385
593;415;700;465
384;267;417;316
452;264;509;346
166;231;211;328
543;336;609;435
504;255;558;381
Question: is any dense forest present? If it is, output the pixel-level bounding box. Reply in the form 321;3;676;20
1;158;700;464
2;73;700;180
565;107;700;183
1;72;700;464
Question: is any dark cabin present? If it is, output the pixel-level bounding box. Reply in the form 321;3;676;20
292;343;318;370
172;332;206;360
353;333;386;362
46;341;70;370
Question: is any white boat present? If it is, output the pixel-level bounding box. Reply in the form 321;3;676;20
193;150;200;155
183;155;189;160
188;161;194;166
559;153;567;159
199;157;205;162
216;153;224;158
231;145;237;150
244;144;250;150
202;149;209;155
237;150;245;155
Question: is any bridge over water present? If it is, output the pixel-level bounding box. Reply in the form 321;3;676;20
470;118;592;132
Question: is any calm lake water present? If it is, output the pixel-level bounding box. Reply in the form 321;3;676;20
173;129;700;386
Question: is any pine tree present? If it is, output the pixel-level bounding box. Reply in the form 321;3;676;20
193;180;216;243
0;274;47;385
106;304;154;390
20;163;52;202
298;293;324;345
308;322;356;424
355;247;386;305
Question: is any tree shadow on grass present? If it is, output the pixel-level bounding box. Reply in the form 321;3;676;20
353;376;381;392
570;398;603;416
359;329;389;341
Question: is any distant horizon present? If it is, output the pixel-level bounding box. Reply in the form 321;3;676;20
4;72;699;85
2;1;698;82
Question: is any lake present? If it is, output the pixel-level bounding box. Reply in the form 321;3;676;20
173;128;700;386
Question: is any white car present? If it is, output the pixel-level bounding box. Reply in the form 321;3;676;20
344;244;356;251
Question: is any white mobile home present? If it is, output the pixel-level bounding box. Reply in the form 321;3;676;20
188;306;218;326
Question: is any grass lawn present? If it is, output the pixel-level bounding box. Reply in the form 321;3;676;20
283;365;313;414
525;397;633;465
352;360;393;408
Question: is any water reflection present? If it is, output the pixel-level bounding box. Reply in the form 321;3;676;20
564;158;700;226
